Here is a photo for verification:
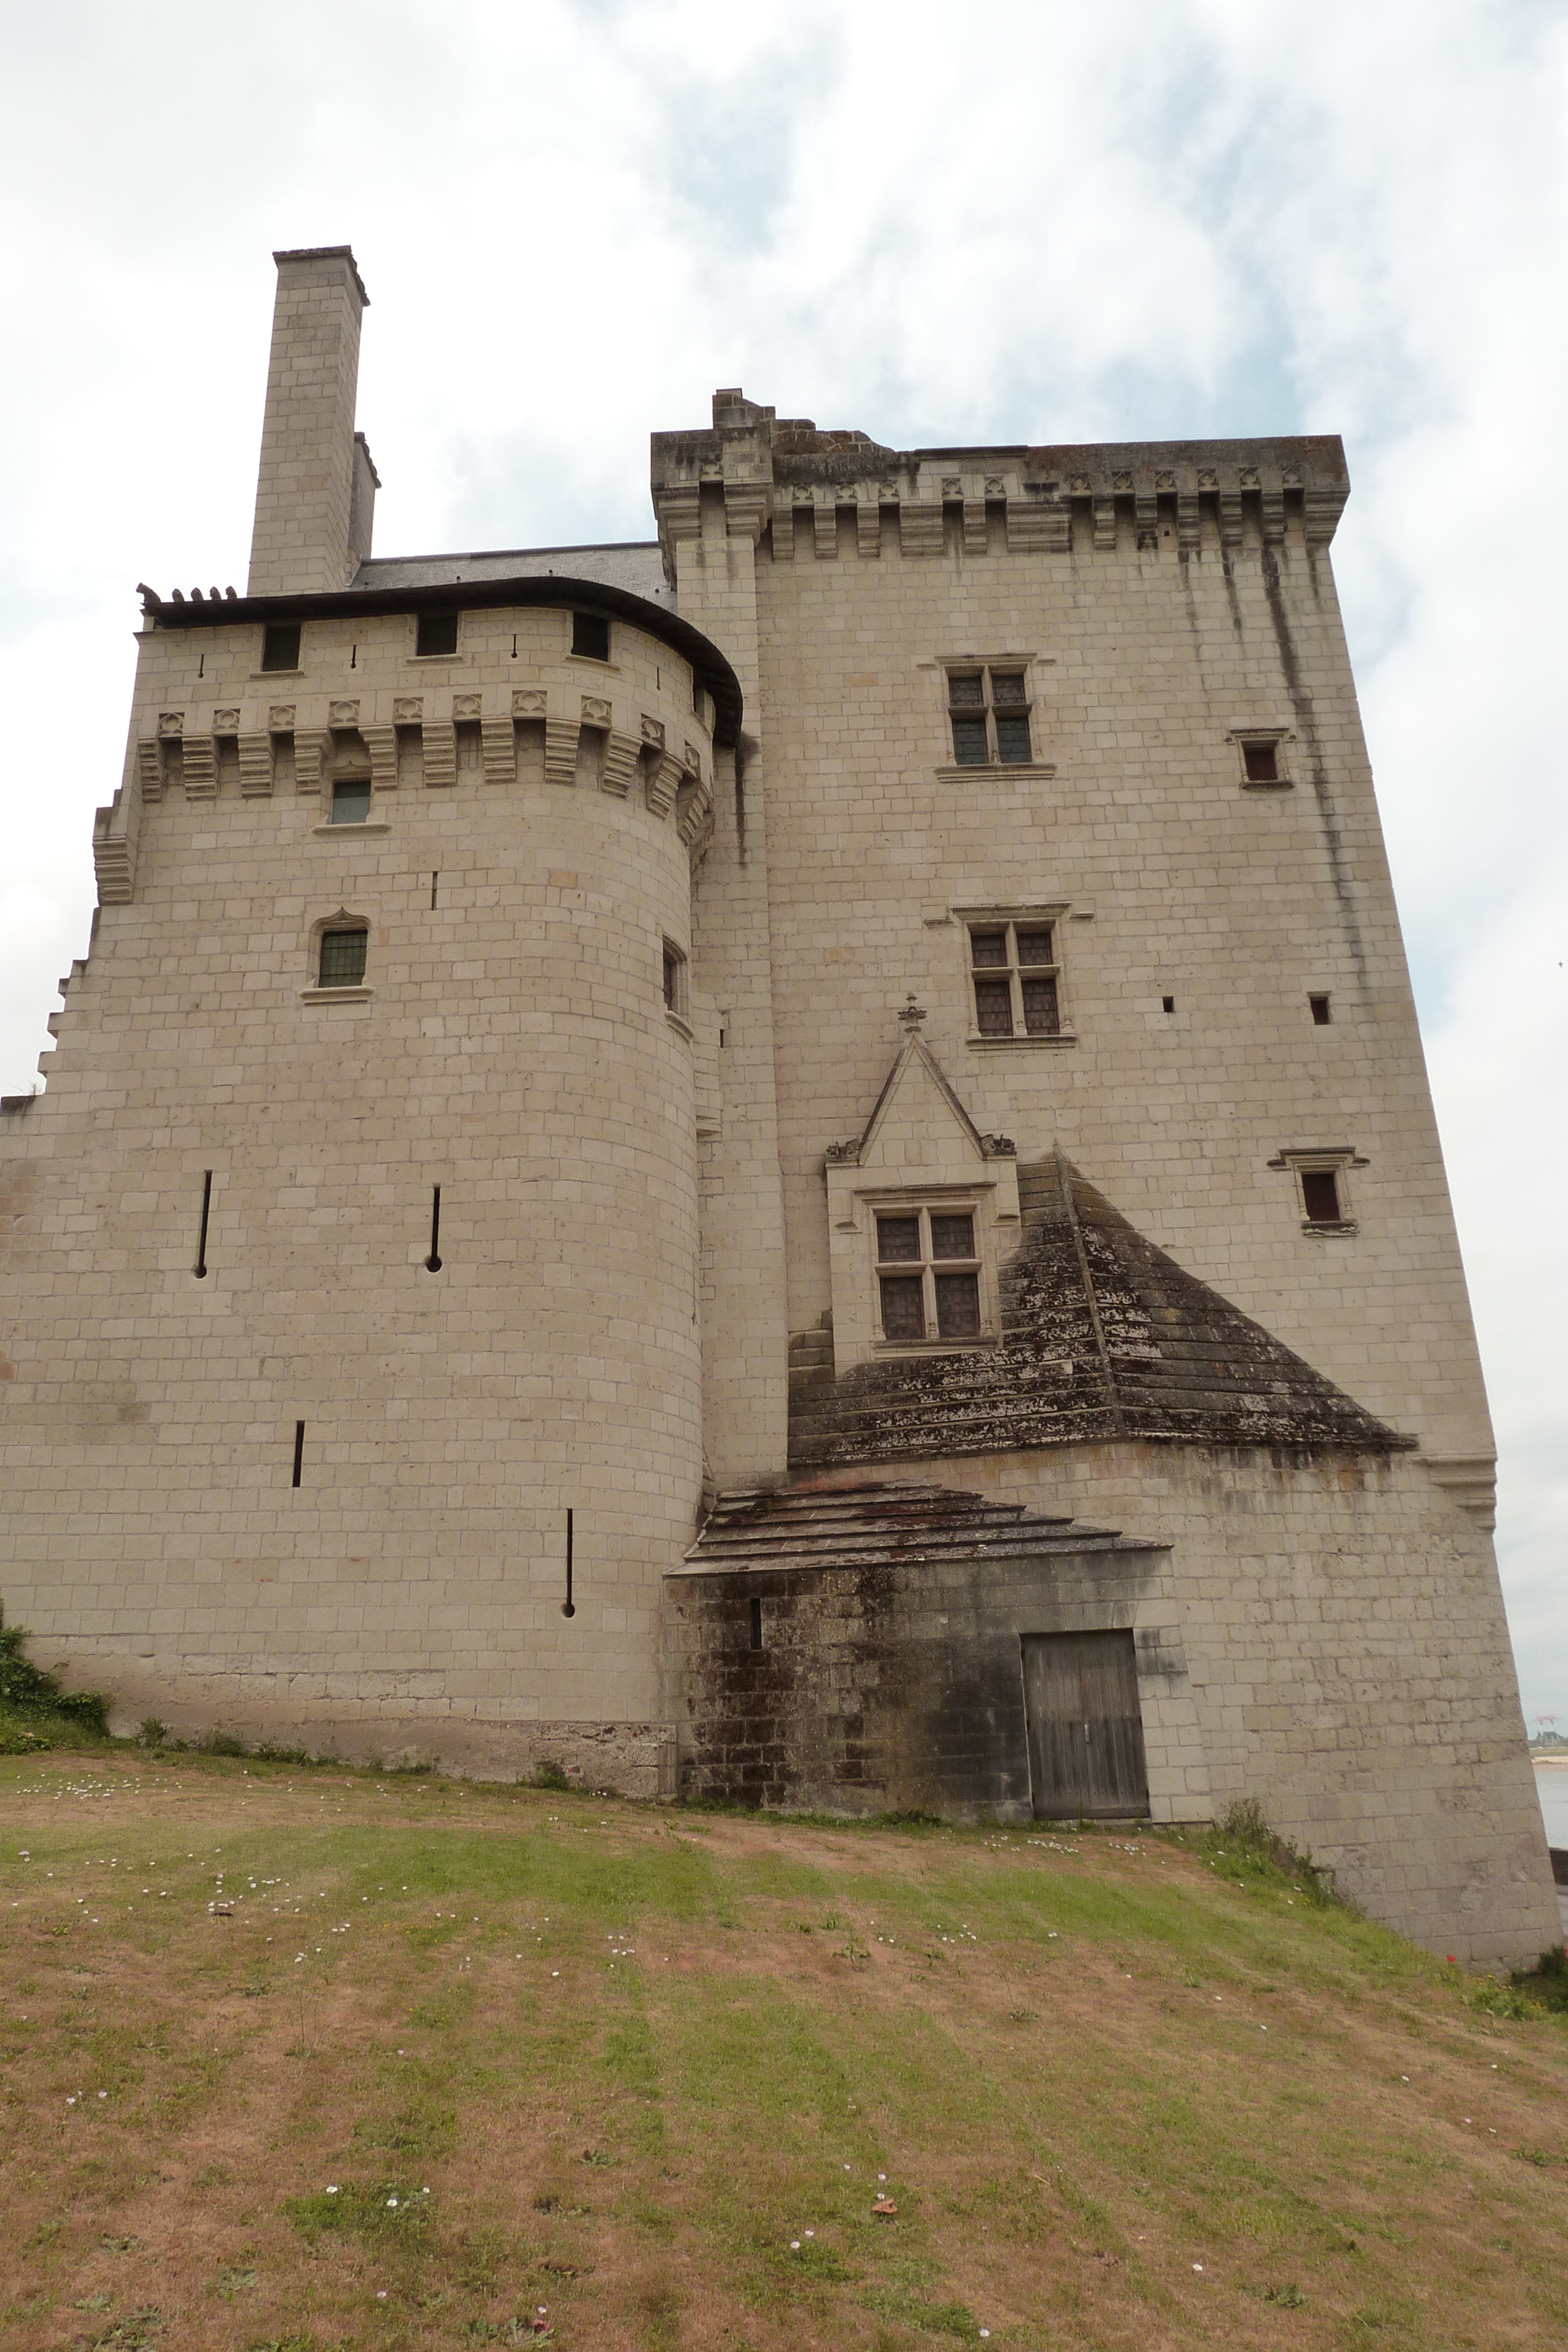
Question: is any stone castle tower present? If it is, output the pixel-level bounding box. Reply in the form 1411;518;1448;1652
0;246;1554;1964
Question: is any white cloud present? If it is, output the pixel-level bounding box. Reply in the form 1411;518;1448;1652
1;0;1563;1708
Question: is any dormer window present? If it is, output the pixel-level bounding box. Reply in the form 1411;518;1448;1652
947;666;1032;766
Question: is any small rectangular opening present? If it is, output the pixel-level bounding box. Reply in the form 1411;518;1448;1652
261;622;301;673
318;927;368;988
292;1421;305;1487
749;1595;763;1651
416;612;459;658
1309;994;1332;1025
1242;739;1279;782
1162;995;1175;1014
571;612;610;662
1301;1168;1342;1224
330;779;372;825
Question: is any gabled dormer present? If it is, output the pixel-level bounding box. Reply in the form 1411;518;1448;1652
823;1000;1020;1377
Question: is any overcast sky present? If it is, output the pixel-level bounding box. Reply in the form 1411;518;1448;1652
2;0;1564;1720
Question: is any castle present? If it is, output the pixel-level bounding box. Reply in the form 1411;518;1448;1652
0;246;1554;1964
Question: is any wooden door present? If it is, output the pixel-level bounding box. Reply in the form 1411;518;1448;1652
1021;1629;1150;1819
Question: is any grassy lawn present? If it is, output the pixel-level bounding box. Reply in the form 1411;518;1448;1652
2;1751;1566;2351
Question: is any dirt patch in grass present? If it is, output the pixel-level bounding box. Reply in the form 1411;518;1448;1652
3;1754;1567;2350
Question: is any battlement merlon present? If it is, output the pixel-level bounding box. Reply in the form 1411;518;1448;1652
650;397;1349;574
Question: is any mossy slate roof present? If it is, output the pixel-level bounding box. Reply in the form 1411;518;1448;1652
788;1151;1407;1471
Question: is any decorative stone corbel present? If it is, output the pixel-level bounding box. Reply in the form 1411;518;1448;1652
480;716;516;786
543;719;579;788
362;724;398;794
294;730;330;796
238;733;273;796
601;730;640;798
421;723;457;789
645;751;683;819
182;736;218;799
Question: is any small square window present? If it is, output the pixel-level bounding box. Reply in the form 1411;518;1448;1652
1300;1168;1341;1223
416;612;459;658
572;612;610;662
330;779;372;826
318;927;368;988
260;622;301;672
1309;994;1332;1025
946;665;1033;765
1242;739;1280;782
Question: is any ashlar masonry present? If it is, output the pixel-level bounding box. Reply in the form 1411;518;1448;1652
0;245;1553;1965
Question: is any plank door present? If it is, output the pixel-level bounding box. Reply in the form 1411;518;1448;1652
1021;1629;1150;1819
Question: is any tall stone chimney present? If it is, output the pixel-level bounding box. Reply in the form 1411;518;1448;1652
246;246;373;596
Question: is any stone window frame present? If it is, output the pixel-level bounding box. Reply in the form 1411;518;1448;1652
1268;1145;1366;1234
945;660;1035;767
952;903;1076;1047
1228;726;1293;789
859;1184;1001;1356
662;937;692;1039
300;906;375;1003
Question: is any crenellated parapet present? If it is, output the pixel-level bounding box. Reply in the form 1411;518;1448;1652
651;392;1349;572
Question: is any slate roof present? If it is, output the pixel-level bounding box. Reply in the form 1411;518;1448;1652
677;1478;1152;1579
788;1148;1408;1470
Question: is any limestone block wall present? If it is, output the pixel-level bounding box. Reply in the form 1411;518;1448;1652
0;601;710;1762
740;471;1490;1474
741;1446;1552;1969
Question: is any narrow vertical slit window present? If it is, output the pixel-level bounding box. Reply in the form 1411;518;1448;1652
663;940;688;1020
292;1422;305;1487
193;1170;213;1278
749;1595;764;1651
425;1185;442;1273
430;871;439;910
561;1508;576;1618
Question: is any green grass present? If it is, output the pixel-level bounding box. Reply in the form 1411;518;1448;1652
1;1751;1566;2351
